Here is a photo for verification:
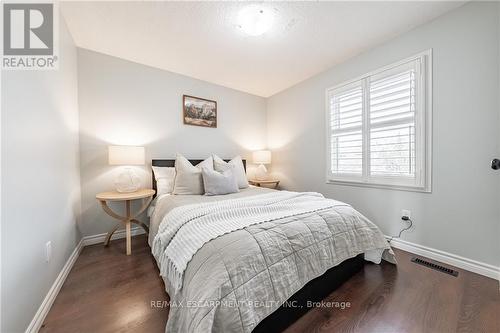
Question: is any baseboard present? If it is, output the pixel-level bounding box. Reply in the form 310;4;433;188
387;236;500;281
25;238;84;333
82;226;146;246
25;226;146;332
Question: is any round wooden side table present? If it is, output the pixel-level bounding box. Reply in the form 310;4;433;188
249;179;280;189
96;189;155;255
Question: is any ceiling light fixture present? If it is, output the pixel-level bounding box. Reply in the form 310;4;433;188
237;5;273;36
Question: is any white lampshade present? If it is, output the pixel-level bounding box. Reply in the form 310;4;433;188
253;150;271;164
108;146;145;166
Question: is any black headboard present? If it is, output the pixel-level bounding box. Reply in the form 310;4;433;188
151;159;246;196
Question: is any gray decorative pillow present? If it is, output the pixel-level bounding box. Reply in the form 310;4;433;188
173;154;214;195
201;167;239;196
212;154;249;189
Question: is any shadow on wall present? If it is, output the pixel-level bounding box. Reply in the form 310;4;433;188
268;129;319;192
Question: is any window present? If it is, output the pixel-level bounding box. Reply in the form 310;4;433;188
326;50;432;192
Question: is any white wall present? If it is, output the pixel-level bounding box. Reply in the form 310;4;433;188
77;49;267;236
267;2;500;268
1;17;81;332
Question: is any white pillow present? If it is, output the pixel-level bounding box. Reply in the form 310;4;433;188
152;166;176;196
202;167;239;196
173;154;214;195
212;154;249;189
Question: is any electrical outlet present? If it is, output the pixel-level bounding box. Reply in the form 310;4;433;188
45;241;52;263
401;210;411;220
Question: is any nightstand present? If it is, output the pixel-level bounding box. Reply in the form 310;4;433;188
249;179;280;189
96;189;155;255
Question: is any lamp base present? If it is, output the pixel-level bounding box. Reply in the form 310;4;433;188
255;164;268;181
115;167;140;193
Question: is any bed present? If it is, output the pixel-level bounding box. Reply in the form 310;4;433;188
149;159;395;333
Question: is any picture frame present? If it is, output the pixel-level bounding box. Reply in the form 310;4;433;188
182;95;217;128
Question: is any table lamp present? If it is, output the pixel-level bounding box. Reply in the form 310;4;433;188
253;150;271;180
108;146;145;193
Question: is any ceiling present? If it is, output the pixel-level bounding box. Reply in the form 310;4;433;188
61;1;464;97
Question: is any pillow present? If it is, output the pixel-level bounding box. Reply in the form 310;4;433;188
212;154;249;189
152;166;176;196
173;154;214;195
201;167;239;196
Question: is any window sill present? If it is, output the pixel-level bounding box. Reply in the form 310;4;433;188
326;179;431;193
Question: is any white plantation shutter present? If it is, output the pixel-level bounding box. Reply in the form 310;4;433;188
326;51;431;191
370;124;415;177
369;61;417;178
329;83;363;176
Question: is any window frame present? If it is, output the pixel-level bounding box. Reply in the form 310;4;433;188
325;50;432;192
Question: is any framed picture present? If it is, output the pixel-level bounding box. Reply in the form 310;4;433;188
183;95;217;128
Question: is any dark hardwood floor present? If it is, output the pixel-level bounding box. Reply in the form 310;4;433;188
41;235;499;333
